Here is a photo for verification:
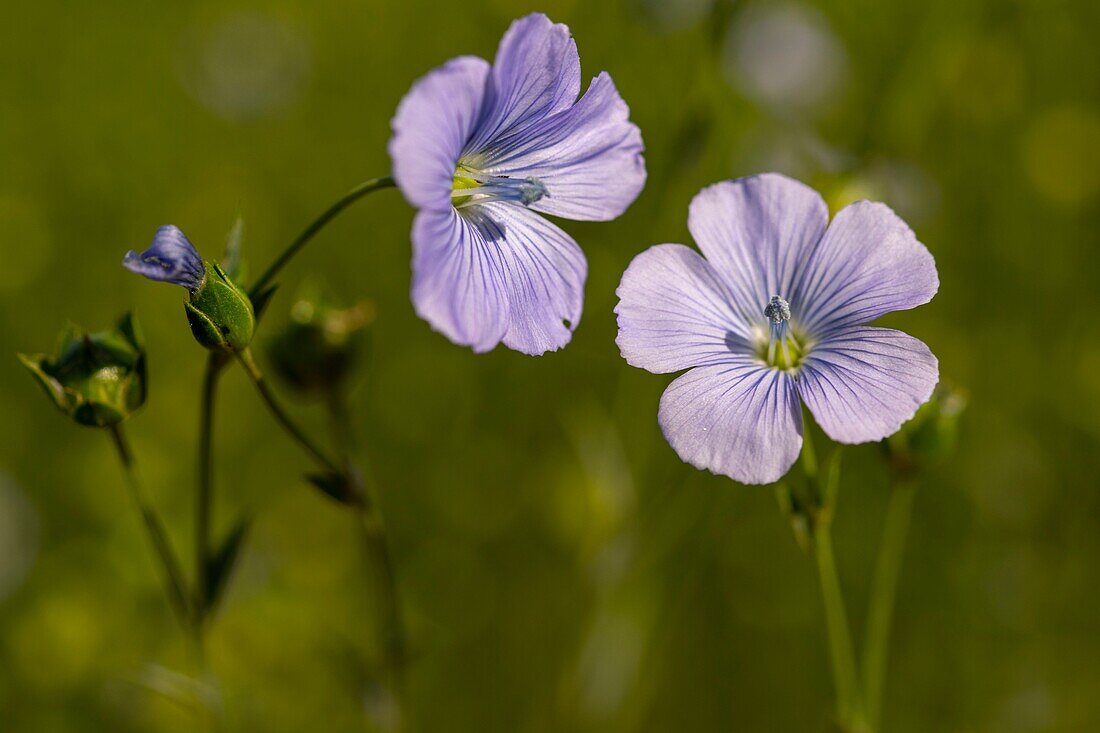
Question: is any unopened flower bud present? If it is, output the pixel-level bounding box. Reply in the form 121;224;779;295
124;225;255;352
185;262;256;352
18;313;147;427
267;290;374;394
887;383;968;471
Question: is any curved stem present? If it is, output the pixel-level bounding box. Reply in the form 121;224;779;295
862;476;917;729
248;176;396;299
194;175;392;609
235;348;342;475
109;425;196;642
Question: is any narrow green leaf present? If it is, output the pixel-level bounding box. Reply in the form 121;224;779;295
222;216;245;281
203;516;250;614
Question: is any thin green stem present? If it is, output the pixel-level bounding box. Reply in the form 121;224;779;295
799;431;865;731
357;498;411;732
325;387;355;465
862;476;917;729
193;175;392;611
323;388;409;725
235;348;341;475
195;353;228;626
248;176;396;299
108;425;196;642
813;519;864;731
801;422;819;481
359;507;408;680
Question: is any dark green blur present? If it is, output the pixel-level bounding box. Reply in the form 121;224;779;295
1;0;1098;731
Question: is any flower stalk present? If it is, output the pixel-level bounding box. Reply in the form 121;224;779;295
358;504;409;701
323;381;410;722
235;348;342;475
861;474;917;730
248;176;395;299
191;177;395;620
107;424;197;647
195;352;228;629
801;433;865;732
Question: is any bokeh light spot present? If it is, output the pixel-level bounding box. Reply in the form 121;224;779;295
1022;106;1100;207
723;2;847;112
178;11;311;122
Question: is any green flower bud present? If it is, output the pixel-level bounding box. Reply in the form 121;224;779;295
185;262;256;353
267;290;374;394
887;382;968;471
18;313;147;427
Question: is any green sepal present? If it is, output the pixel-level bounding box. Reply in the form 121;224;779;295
54;321;84;356
202;516;251;615
886;383;968;472
116;311;144;353
186;262;256;352
774;483;811;553
128;351;148;413
72;400;126;427
185;301;228;351
17;352;71;414
221;216;246;282
305;470;366;508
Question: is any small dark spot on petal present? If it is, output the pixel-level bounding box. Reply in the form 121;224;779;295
724;331;740;352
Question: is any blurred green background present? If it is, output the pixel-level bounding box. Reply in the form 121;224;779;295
2;0;1098;730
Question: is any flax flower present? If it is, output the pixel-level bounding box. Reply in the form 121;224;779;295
616;174;939;483
390;13;646;354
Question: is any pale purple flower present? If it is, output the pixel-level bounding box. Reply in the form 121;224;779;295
389;13;646;355
615;174;939;484
123;225;206;291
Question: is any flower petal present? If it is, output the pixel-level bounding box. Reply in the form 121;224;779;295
615;244;753;374
794;201;938;336
797;327;938;443
474;202;586;355
659;361;803;485
466;13;581;154
390;56;490;211
410;207;509;353
123;225;206;290
481;72;646;221
687;175;829;328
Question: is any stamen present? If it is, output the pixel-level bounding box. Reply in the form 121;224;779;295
451;169;549;208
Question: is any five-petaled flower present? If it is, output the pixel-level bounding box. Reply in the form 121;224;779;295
615;174;939;484
389;12;646;355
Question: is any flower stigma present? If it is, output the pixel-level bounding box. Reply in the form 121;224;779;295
760;295;804;370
